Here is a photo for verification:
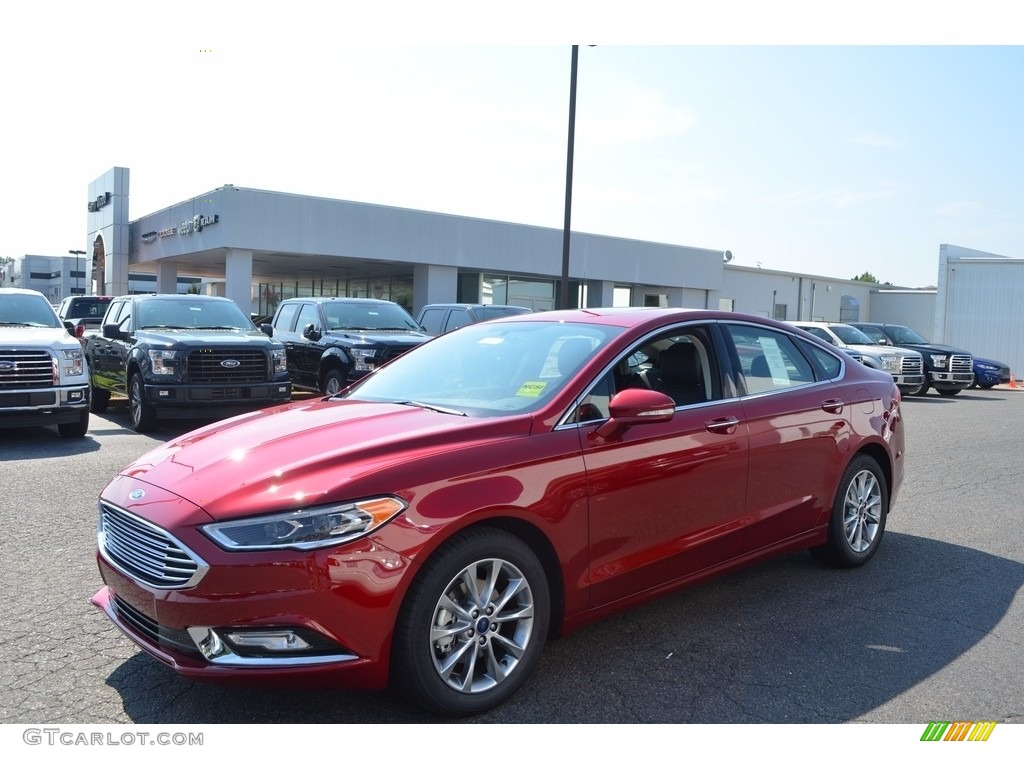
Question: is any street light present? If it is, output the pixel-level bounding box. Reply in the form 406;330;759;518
68;249;86;294
559;45;579;310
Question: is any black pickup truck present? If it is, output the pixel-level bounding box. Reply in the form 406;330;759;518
850;322;974;396
87;294;291;432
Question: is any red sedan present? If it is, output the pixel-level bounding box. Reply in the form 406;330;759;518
92;308;904;716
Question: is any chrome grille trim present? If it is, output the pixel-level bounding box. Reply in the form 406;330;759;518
0;349;55;388
950;354;972;373
901;357;923;374
98;501;208;589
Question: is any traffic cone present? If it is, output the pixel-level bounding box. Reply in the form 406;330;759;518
1011;373;1018;389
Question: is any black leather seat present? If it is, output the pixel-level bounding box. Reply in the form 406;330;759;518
656;342;706;406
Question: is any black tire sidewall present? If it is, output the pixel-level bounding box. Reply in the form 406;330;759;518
391;527;550;717
825;455;888;568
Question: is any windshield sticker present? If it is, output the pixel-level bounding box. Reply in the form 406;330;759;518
759;338;790;384
516;381;547;398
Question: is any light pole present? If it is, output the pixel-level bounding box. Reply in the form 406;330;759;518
68;249;86;294
559;45;579;310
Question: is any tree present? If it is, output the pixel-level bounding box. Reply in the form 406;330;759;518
852;272;879;283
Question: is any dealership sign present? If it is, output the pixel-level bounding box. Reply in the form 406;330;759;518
142;214;220;243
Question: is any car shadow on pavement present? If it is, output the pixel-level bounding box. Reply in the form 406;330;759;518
101;531;1024;724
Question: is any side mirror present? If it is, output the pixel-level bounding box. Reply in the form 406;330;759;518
102;323;124;340
302;322;321;341
593;388;675;440
260;323;274;337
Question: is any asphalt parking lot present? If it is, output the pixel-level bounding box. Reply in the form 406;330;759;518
1;388;1022;724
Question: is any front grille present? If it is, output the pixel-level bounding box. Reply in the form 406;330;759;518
951;354;972;373
0;349;54;388
185;348;267;384
381;345;416;363
901;357;923;375
98;502;207;589
110;595;202;657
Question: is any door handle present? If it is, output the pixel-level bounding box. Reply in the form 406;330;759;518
820;399;844;414
705;416;740;434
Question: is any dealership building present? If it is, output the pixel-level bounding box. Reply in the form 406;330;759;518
7;167;1022;374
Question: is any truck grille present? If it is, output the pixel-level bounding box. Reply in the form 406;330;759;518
0;349;54;388
98;502;207;589
951;355;972;373
901;356;923;375
186;348;268;384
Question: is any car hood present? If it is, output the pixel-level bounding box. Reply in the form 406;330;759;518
847;343;921;358
114;398;531;521
974;357;1009;367
323;329;429;345
1;326;77;345
136;328;279;346
900;341;971;355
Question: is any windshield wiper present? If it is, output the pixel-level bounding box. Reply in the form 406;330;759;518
141;324;189;329
192;326;243;330
393;400;467;416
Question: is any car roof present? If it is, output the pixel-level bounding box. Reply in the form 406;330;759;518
280;296;397;305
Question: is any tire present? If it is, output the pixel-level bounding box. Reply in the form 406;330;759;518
812;454;888;568
391;527;550;717
128;373;157;433
907;381;930;397
58;410;89;438
979;383;995;390
322;367;345;396
90;386;110;414
936;388;961;397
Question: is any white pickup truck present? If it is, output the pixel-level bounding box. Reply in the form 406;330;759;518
0;287;90;437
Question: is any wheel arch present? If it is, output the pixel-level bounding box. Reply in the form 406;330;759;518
850;441;892;502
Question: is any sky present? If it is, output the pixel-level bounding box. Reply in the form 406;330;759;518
2;3;1023;290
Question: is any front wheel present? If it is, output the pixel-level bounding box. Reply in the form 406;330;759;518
391;528;550;717
128;374;157;433
58;410;89;438
935;387;961;397
322;367;345;396
812;454;888;568
907;381;930;397
90;385;110;414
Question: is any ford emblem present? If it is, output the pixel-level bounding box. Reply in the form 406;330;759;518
220;359;241;368
0;360;14;371
129;489;146;501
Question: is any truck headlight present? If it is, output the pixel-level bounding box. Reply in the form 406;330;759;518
879;354;900;373
148;349;179;375
350;348;378;372
201;496;407;551
59;348;84;378
929;354;948;369
272;348;287;374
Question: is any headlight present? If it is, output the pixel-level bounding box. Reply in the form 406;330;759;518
148;349;179;375
349;348;378;372
975;362;997;371
272;348;287;374
879;354;900;373
201;496;407;551
929;354;948;369
58;348;84;378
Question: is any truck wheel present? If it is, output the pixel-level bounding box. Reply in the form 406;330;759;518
936;388;961;397
58;410;90;438
907;381;930;396
90;386;110;414
322;367;345;396
129;374;157;433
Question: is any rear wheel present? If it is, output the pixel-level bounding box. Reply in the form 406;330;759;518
129;373;157;433
391;527;550;716
812;455;888;568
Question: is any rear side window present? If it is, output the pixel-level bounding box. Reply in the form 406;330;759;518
418;308;447;335
725;324;816;395
273;303;300;332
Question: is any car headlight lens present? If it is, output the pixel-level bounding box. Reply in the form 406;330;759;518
350;348;378;372
879;354;900;372
976;362;997;371
272;348;287;374
201;496;407;551
59;348;84;378
930;354;948;369
148;349;179;375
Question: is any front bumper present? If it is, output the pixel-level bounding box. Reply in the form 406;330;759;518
90;477;409;690
143;381;292;418
0;385;89;428
927;371;974;388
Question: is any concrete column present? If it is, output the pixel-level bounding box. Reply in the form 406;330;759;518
156;261;179;294
224;249;254;314
585;280;617;308
412;264;459;314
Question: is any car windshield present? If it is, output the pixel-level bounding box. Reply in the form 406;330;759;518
343;320;623;416
137;299;254;330
831;324;875;345
67;297;111;318
0;293;61;328
324;301;421;332
885;325;928;345
476;306;531;320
